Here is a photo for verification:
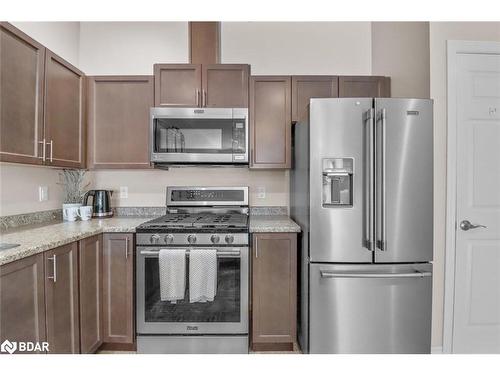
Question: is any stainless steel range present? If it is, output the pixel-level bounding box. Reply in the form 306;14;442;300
135;186;249;354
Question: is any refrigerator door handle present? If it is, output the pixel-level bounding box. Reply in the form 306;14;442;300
376;108;387;251
364;108;375;251
320;270;431;279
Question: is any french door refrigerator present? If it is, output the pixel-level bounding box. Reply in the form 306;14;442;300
291;98;433;354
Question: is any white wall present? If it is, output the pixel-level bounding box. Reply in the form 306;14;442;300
79;22;188;75
11;22;80;66
221;22;372;75
372;22;430;98
429;21;500;348
92;169;289;208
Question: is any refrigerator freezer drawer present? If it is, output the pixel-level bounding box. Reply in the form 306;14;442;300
309;263;432;354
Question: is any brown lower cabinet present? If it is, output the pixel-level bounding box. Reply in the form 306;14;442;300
251;233;297;351
0;232;134;354
44;242;80;354
79;235;103;353
0;253;46;353
102;233;134;346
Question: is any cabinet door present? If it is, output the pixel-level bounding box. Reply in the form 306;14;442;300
0;22;45;165
154;64;201;107
44;50;85;168
252;233;297;351
103;233;134;344
0;254;46;353
45;242;80;354
189;22;220;65
250;76;292;169
202;64;249;107
88;76;153;169
338;76;391;98
291;76;339;123
79;235;103;354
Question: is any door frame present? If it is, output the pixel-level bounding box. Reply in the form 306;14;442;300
443;40;500;354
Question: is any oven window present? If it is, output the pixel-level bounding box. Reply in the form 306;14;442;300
154;118;240;154
144;257;241;322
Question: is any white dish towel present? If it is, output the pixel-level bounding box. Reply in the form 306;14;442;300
159;249;186;303
189;249;217;303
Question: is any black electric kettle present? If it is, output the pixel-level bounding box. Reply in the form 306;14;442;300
82;190;113;218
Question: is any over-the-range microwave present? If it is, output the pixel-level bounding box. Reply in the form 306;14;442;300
150;107;249;166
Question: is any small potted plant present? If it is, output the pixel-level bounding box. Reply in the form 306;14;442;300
58;169;89;221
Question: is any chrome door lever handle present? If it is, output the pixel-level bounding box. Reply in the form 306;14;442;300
460;220;487;231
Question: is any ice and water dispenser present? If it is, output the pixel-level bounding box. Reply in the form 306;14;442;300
322;158;353;207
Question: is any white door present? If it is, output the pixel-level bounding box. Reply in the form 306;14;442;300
453;53;500;353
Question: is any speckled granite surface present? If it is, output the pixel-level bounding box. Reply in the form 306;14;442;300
249;206;288;216
249;215;301;233
0;217;152;266
113;207;165;217
0;209;62;231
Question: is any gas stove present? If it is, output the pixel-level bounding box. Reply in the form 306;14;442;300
136;187;249;246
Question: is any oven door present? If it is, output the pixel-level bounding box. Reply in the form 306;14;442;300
150;108;248;164
136;246;249;335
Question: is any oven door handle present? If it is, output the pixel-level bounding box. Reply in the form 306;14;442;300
139;249;242;258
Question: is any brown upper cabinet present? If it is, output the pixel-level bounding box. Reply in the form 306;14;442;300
291;76;339;123
154;64;249;108
0;22;86;169
189;22;220;65
43;50;86;168
250;76;292;169
0;22;45;165
339;76;391;98
44;242;80;354
0;253;47;353
87;76;153;169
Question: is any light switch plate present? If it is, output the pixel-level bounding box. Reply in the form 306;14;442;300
38;186;48;202
120;186;128;199
257;186;266;199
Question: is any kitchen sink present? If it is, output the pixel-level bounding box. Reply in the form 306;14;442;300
0;243;20;252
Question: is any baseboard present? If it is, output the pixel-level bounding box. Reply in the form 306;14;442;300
99;342;136;352
431;346;443;354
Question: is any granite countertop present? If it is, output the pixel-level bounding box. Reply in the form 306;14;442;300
249;215;301;233
0;217;152;266
0;213;301;266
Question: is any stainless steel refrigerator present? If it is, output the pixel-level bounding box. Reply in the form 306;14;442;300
291;98;433;354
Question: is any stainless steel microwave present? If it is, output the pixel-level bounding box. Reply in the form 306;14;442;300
150;107;248;165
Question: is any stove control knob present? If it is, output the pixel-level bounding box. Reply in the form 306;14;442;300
210;235;220;244
150;234;161;244
187;234;197;244
164;234;174;244
225;234;234;244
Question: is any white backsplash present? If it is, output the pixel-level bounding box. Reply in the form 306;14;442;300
91;168;290;208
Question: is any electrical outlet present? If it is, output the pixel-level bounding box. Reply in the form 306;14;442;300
119;186;128;199
257;186;266;199
38;186;48;202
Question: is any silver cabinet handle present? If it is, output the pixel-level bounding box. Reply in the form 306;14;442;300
376;108;387;251
38;138;46;162
364;109;375;251
320;270;431;279
196;89;200;107
48;140;53;162
255;242;258;258
203;90;207;107
125;237;129;259
48;255;57;282
460;220;487;231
